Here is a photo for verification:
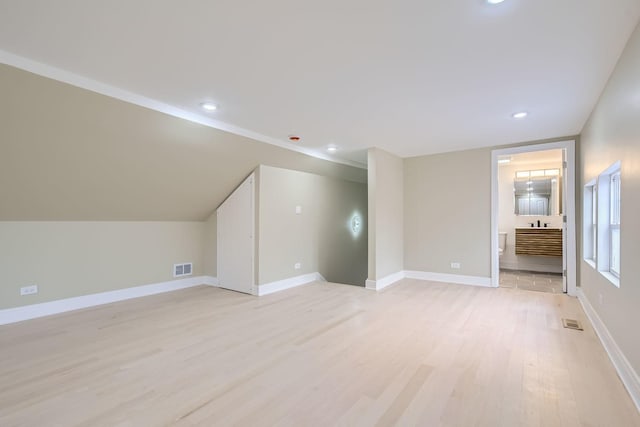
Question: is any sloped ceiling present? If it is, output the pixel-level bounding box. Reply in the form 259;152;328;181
1;1;639;164
0;65;365;221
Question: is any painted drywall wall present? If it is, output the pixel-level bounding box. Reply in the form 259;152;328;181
203;212;217;277
579;22;640;376
368;148;403;280
0;64;366;222
257;165;367;286
404;148;491;277
0;63;367;307
498;155;564;273
0;221;204;309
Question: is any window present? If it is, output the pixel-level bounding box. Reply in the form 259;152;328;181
583;181;596;266
610;171;620;277
595;161;621;286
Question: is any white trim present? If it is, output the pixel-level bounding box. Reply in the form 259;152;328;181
201;276;219;286
577;289;640;411
257;272;325;296
491;140;577;296
0;49;366;170
365;271;493;290
365;271;405;291
599;271;620;288
404;271;493;287
0;276;211;325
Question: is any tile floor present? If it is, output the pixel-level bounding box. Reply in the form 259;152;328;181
499;269;564;294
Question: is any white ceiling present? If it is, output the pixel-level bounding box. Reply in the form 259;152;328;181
1;1;639;166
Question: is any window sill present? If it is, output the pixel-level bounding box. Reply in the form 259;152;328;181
599;271;620;288
584;259;596;269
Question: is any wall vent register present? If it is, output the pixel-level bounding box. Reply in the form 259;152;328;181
562;318;583;331
173;263;193;277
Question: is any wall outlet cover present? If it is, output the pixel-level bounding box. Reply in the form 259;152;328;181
20;285;38;296
294;262;301;270
450;262;461;269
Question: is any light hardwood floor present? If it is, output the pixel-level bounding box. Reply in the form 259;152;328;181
1;280;638;426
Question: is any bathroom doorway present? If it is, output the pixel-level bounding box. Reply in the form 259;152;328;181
490;141;576;296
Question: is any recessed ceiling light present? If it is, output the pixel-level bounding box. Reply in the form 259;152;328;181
512;111;528;119
200;102;217;111
327;145;338;153
487;0;506;4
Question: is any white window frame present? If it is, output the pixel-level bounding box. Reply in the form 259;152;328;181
582;179;596;268
596;161;621;287
609;171;621;278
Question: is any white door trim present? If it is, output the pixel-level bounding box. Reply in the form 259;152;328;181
491;140;577;296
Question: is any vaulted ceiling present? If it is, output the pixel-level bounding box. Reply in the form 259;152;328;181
1;1;638;166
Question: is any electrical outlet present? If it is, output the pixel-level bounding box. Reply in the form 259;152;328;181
294;262;301;270
20;285;38;296
450;262;461;269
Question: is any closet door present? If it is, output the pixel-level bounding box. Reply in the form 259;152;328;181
217;174;254;294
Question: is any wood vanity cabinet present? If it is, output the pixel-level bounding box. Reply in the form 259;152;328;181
515;228;563;257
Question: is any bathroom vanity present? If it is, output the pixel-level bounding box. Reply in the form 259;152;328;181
515;227;562;257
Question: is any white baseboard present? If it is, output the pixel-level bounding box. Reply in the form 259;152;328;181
257;272;325;296
365;270;493;291
577;289;640;412
365;271;405;291
201;276;219;286
0;276;212;325
404;271;493;287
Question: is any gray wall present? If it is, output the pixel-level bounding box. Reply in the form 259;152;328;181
0;64;366;309
579;22;640;375
257;165;368;286
404;148;491;277
0;63;366;223
203;212;217;277
367;148;404;280
0;221;204;309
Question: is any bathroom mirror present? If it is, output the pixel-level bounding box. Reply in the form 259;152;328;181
514;170;562;216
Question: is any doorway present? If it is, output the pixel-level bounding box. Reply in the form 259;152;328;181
490;141;576;296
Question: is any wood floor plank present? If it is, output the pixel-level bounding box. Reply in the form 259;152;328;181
0;280;638;426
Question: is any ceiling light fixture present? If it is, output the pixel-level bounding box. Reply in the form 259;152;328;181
327;145;338;153
487;0;506;4
200;102;217;111
512;111;528;119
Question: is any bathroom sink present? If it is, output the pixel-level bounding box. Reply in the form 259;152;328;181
516;227;562;230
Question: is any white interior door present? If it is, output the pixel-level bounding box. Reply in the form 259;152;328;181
217;174;255;294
